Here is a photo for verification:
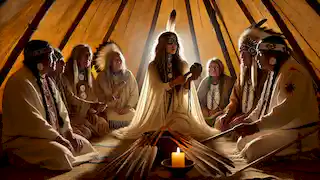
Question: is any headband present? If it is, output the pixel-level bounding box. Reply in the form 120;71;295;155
240;37;258;56
167;34;177;44
26;47;53;58
159;33;178;44
256;42;287;52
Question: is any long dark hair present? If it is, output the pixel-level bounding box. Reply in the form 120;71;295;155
64;44;93;93
260;36;290;115
153;32;184;84
23;40;64;128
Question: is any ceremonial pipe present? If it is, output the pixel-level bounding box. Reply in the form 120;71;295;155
203;0;236;78
232;127;320;176
262;0;320;87
59;0;93;50
236;0;256;24
136;0;162;88
0;0;55;87
201;120;320;143
306;0;320;16
285;121;320;130
201;126;236;143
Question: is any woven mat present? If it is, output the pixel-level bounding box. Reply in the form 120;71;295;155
1;135;320;180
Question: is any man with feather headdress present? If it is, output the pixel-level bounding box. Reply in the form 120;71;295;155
94;43;139;129
214;20;272;131
235;35;319;162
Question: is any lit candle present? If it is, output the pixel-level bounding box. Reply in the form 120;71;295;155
171;147;185;167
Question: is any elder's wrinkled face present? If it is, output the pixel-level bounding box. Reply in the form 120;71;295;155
111;53;122;72
78;49;91;69
209;62;220;77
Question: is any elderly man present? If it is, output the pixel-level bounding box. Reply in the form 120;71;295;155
235;35;319;162
215;23;271;131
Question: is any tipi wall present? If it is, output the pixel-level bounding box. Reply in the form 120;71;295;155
0;0;319;113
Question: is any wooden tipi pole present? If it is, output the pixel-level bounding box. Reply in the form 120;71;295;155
203;0;236;78
236;0;256;24
262;0;320;86
0;0;55;86
211;0;240;65
185;0;201;64
306;0;320;16
59;0;93;50
92;0;129;72
102;0;128;43
136;0;162;88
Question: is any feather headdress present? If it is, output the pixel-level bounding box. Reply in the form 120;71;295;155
238;19;282;89
94;41;125;72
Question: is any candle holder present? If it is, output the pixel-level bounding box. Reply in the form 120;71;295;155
161;158;195;178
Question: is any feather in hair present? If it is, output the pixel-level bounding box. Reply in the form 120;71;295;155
166;9;176;32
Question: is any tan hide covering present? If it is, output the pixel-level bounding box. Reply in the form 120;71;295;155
112;61;219;140
2;67;98;170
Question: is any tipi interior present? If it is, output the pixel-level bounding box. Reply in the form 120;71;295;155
0;0;320;179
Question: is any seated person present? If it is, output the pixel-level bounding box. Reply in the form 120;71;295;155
62;44;109;139
215;25;270;131
197;58;234;126
48;48;67;105
235;35;320;162
112;32;218;140
1;40;97;170
94;44;139;129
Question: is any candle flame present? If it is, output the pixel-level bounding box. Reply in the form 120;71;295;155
177;147;180;153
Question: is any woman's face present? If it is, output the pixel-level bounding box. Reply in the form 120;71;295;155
110;53;122;72
166;41;177;55
78;48;91;69
208;62;220;77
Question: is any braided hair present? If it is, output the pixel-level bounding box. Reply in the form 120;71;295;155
23;40;64;128
257;35;290;115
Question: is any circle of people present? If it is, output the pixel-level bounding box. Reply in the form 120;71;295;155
2;24;319;171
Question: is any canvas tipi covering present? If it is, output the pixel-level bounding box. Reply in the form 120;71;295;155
0;0;319;113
